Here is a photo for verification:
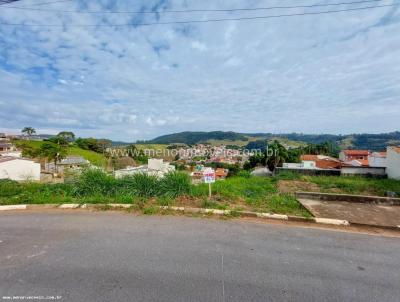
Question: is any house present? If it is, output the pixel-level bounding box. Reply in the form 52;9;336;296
339;150;370;161
0;157;41;181
282;155;341;170
300;155;342;169
115;159;175;179
340;158;386;177
387;146;400;180
0;150;22;158
368;152;387;168
45;156;90;173
215;168;228;180
0;133;7;141
58;156;90;169
0;143;13;152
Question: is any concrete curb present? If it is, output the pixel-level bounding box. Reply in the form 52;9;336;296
58;204;81;209
0;203;397;230
0;205;27;211
314;218;350;226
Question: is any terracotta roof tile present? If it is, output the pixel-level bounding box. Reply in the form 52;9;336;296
343;150;370;155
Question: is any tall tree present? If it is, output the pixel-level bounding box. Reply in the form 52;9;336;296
265;141;289;172
21;127;36;138
39;142;67;172
57;131;75;142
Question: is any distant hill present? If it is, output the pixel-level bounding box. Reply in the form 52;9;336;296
147;131;400;151
148;131;248;145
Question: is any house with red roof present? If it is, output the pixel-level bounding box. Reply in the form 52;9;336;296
339;150;370;161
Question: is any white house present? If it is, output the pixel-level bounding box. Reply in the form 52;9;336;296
0;157;41;181
115;158;175;179
387;146;400;180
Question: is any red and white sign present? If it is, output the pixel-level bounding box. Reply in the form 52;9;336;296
203;168;216;184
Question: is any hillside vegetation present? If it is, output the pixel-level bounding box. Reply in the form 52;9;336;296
147;131;400;150
14;140;107;167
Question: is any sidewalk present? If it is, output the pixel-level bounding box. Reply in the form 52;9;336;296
298;197;400;228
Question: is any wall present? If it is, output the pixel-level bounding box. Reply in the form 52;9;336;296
0;160;41;181
387;148;400;180
368;154;387;168
295;192;400;205
275;167;341;176
341;167;386;177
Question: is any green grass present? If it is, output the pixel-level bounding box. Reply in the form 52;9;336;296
3;171;398;218
14;140;107;167
67;147;107;167
191;176;277;202
304;176;400;196
11;171;400;218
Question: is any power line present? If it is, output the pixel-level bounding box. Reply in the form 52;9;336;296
0;0;21;5
0;3;396;27
29;0;74;6
0;0;390;14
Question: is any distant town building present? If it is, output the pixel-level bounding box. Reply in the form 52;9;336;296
387;146;400;180
0;157;41;181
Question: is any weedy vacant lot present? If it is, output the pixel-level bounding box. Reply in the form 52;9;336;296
1;170;399;218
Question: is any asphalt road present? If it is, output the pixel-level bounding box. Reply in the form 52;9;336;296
0;211;399;302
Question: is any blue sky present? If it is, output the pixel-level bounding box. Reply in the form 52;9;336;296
0;0;399;141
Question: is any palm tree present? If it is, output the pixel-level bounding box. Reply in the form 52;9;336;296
265;141;289;172
21;127;36;139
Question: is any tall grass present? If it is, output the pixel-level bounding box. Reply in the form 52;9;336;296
305;176;400;196
160;172;191;198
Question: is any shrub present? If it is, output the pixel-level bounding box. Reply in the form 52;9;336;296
237;170;251;178
128;173;160;197
74;169;118;197
0;179;22;197
160;172;191;198
274;171;301;181
267;194;311;217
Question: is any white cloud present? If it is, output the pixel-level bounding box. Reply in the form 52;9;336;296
0;0;399;140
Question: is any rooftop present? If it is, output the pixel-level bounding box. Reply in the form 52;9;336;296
389;146;400;154
58;156;89;165
0;156;33;164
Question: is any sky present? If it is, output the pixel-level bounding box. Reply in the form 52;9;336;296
0;0;399;141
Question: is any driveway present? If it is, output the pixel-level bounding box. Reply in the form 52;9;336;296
298;198;400;228
0;211;399;302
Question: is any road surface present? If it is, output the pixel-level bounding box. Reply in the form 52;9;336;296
0;211;399;302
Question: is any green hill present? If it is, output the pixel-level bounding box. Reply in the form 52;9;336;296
14;140;107;167
147;131;400;151
147;131;249;145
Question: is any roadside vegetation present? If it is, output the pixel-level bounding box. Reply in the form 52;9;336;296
0;170;311;217
4;169;399;217
275;171;400;196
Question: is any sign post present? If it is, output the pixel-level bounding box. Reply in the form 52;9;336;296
203;168;216;199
